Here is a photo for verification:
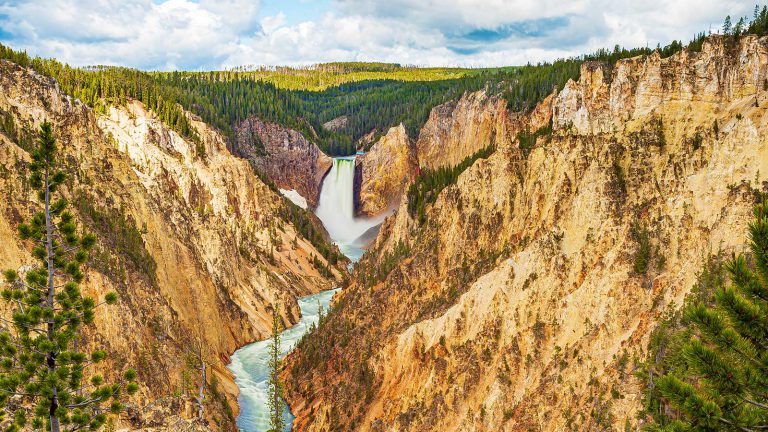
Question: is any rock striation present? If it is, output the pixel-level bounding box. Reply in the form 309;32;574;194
416;90;510;170
232;116;332;207
355;124;418;216
0;60;346;431
284;35;768;431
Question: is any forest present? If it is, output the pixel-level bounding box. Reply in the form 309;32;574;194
0;39;685;157
0;5;762;158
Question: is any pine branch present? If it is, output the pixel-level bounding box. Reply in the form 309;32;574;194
64;384;122;409
17;281;48;293
11;299;25;315
718;416;760;432
52;245;79;254
0;388;44;398
743;397;768;410
4;340;48;356
0;318;48;336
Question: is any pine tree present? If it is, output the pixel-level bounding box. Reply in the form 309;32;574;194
723;15;733;35
267;311;285;432
0;122;138;431
735;16;746;36
186;326;210;420
650;199;768;431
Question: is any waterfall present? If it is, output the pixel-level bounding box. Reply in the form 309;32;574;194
315;156;387;249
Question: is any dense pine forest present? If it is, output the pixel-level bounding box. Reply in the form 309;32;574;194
1;5;765;157
0;40;690;157
220;62;480;91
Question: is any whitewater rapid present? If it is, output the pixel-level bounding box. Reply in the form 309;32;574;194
229;156;383;431
227;289;337;431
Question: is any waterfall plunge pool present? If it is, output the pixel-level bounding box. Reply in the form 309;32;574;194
229;156;385;431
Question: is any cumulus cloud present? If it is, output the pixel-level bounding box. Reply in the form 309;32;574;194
0;0;757;70
335;0;587;30
0;0;261;69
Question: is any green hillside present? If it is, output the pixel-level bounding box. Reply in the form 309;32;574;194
201;62;489;91
0;28;714;157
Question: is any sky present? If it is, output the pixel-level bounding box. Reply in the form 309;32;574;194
0;0;757;71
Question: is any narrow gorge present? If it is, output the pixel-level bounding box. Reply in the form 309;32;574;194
1;9;768;432
228;153;385;431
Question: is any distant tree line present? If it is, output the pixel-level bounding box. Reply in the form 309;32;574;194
0;5;763;158
723;5;768;36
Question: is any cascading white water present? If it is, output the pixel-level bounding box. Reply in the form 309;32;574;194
315;156;388;260
315;157;356;241
229;156;386;431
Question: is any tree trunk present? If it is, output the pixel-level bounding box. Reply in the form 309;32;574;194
44;170;60;432
197;359;205;419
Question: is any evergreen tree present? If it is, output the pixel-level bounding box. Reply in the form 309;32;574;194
735;16;746;36
649;199;768;431
724;15;733;35
267;311;285;432
186;326;210;421
0;122;138;431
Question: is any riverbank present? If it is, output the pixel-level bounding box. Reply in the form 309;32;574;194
227;289;339;431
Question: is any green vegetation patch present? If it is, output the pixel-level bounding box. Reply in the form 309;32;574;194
639;199;768;430
407;144;496;224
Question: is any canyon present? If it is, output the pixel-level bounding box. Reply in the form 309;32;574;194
282;35;768;431
0;60;346;431
0;29;766;432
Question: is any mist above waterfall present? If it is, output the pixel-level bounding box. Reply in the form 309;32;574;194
315;157;388;247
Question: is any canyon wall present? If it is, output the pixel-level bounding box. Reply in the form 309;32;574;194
352;92;520;218
284;35;768;431
355;91;512;216
232;116;332;207
416;90;509;170
355;124;418;216
0;60;346;431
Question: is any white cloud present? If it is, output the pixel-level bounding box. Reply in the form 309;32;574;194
0;0;261;69
335;0;587;30
260;13;287;34
0;0;758;70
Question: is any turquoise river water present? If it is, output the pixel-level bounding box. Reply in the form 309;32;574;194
228;156;385;431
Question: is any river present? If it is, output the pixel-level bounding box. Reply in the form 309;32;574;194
228;156;384;431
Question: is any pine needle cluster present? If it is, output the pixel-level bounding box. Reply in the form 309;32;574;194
647;199;768;431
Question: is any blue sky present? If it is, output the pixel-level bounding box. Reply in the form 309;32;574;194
0;0;756;70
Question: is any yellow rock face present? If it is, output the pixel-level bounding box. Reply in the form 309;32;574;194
356;124;418;216
416;90;511;170
0;60;345;431
284;36;768;431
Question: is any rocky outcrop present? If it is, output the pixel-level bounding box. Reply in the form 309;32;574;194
232;116;332;207
356;129;379;151
323;115;348;131
0;60;346;431
416;90;510;170
553;36;768;134
355;124;417;216
284;35;768;431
